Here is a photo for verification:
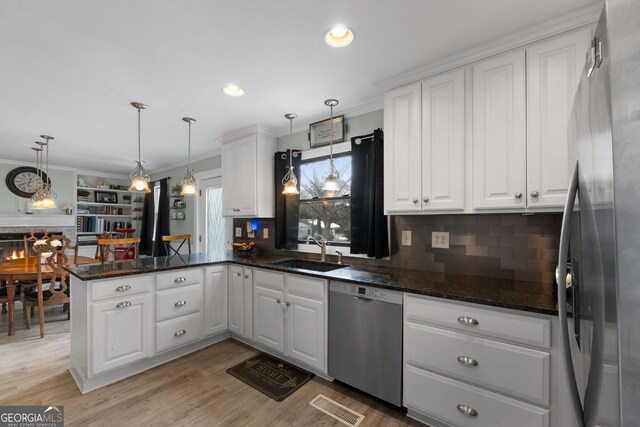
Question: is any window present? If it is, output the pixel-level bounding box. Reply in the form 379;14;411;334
298;153;351;246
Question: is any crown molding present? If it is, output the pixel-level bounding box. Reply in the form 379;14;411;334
274;98;384;137
75;169;130;180
374;3;602;91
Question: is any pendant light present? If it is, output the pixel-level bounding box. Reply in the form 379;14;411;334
321;99;340;197
31;135;57;209
281;113;300;195
180;117;198;196
30;145;44;209
128;102;151;192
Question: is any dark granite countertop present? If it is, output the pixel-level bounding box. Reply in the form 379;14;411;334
65;252;558;316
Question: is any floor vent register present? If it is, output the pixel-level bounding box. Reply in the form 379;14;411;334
309;394;365;427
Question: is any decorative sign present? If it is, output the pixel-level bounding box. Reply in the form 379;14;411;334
309;115;345;148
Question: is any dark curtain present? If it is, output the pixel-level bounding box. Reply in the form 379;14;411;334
139;178;170;257
350;129;389;258
274;150;302;249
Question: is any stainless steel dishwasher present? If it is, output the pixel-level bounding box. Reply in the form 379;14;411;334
328;281;403;407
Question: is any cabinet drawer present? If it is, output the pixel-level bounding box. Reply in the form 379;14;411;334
405;294;551;348
157;268;202;290
253;269;285;291
156;283;202;321
286;274;326;300
405;322;550;405
156;312;203;353
405;365;549;427
91;275;153;302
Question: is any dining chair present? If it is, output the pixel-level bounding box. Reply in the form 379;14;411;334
22;236;76;338
24;228;50;257
161;234;192;256
96;237;140;261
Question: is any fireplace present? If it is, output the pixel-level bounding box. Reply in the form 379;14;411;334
0;232;61;260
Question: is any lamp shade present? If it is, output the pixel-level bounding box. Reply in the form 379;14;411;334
282;179;299;195
129;174;151;192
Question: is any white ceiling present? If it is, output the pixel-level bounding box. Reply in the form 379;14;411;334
0;0;599;174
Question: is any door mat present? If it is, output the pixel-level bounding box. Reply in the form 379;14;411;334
227;353;314;402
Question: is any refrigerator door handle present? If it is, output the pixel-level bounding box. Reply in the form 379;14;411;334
556;160;584;425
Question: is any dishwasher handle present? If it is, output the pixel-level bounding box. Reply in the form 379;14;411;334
354;296;373;302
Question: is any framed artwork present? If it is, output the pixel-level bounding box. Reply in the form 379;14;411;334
309;115;345;147
95;191;118;204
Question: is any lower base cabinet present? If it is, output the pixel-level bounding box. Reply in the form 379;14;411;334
228;265;253;340
204;266;228;336
253;269;327;373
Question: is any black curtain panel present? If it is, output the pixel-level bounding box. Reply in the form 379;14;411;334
154;178;170;257
139;185;155;256
350;129;389;258
274;150;302;249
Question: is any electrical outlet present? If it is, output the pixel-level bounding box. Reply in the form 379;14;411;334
401;230;412;246
432;231;450;249
235;227;242;238
263;228;269;239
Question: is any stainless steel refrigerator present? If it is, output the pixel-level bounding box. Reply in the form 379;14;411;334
558;1;640;426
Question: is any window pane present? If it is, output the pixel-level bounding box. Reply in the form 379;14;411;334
299;199;350;244
299;155;351;200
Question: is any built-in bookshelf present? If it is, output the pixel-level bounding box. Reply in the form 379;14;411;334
76;174;134;239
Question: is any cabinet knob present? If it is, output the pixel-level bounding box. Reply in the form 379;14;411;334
457;404;478;417
457;316;479;326
276;299;281;304
116;301;132;309
174;277;187;283
530;191;539;198
285;301;291;307
412;198;419;204
115;285;131;292
423;197;429;203
244;275;250;279
457;355;479;367
514;192;523;199
236;272;242;277
174;329;186;337
174;300;187;307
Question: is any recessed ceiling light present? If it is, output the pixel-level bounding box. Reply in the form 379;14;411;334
222;84;244;97
324;24;355;48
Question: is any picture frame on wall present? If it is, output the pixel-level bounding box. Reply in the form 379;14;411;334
95;191;118;204
308;115;345;148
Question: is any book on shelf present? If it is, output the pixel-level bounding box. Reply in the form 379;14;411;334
77;216;132;233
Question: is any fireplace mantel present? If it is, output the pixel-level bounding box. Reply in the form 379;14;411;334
0;214;75;227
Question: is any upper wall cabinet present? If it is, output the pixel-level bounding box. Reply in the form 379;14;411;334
221;127;276;217
472;50;527;210
526;29;591;208
384;69;465;214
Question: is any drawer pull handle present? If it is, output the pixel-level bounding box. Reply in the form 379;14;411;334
115;301;132;309
457;355;479;367
457;316;479;326
115;285;131;292
174;277;187;283
457;404;478;417
174;329;186;337
174;300;187;307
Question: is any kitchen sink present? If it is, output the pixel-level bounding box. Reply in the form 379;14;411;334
268;259;348;272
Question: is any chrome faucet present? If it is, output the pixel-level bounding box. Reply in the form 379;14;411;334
306;235;327;262
335;250;343;264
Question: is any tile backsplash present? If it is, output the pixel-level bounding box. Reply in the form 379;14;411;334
390;214;561;284
233;213;561;284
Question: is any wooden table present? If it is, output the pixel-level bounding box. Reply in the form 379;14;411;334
0;256;97;336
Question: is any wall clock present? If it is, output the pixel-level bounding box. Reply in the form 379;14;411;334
5;166;50;198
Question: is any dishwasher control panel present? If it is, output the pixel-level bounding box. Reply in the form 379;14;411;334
329;281;403;304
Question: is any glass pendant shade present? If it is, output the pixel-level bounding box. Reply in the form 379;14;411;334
181;117;198;196
282;113;299;195
32;136;57;209
129;102;151;193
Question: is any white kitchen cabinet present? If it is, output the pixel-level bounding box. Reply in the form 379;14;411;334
91;293;152;374
526;29;591;208
284;275;327;372
204;266;228;336
421;68;465;211
384;82;422;213
472;50;527;210
253;282;285;353
221;126;276;218
228;265;253;340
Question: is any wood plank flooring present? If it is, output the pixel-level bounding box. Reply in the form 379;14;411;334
0;331;422;426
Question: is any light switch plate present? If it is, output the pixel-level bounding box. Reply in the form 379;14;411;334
235;227;242;238
432;231;450;249
246;221;253;233
401;230;412;246
263;228;269;239
248;231;255;239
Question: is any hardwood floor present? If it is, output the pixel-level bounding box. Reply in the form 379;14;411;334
0;301;69;344
0;333;422;426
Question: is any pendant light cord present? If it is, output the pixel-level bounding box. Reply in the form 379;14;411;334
329;103;334;174
187;120;191;170
137;107;142;164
